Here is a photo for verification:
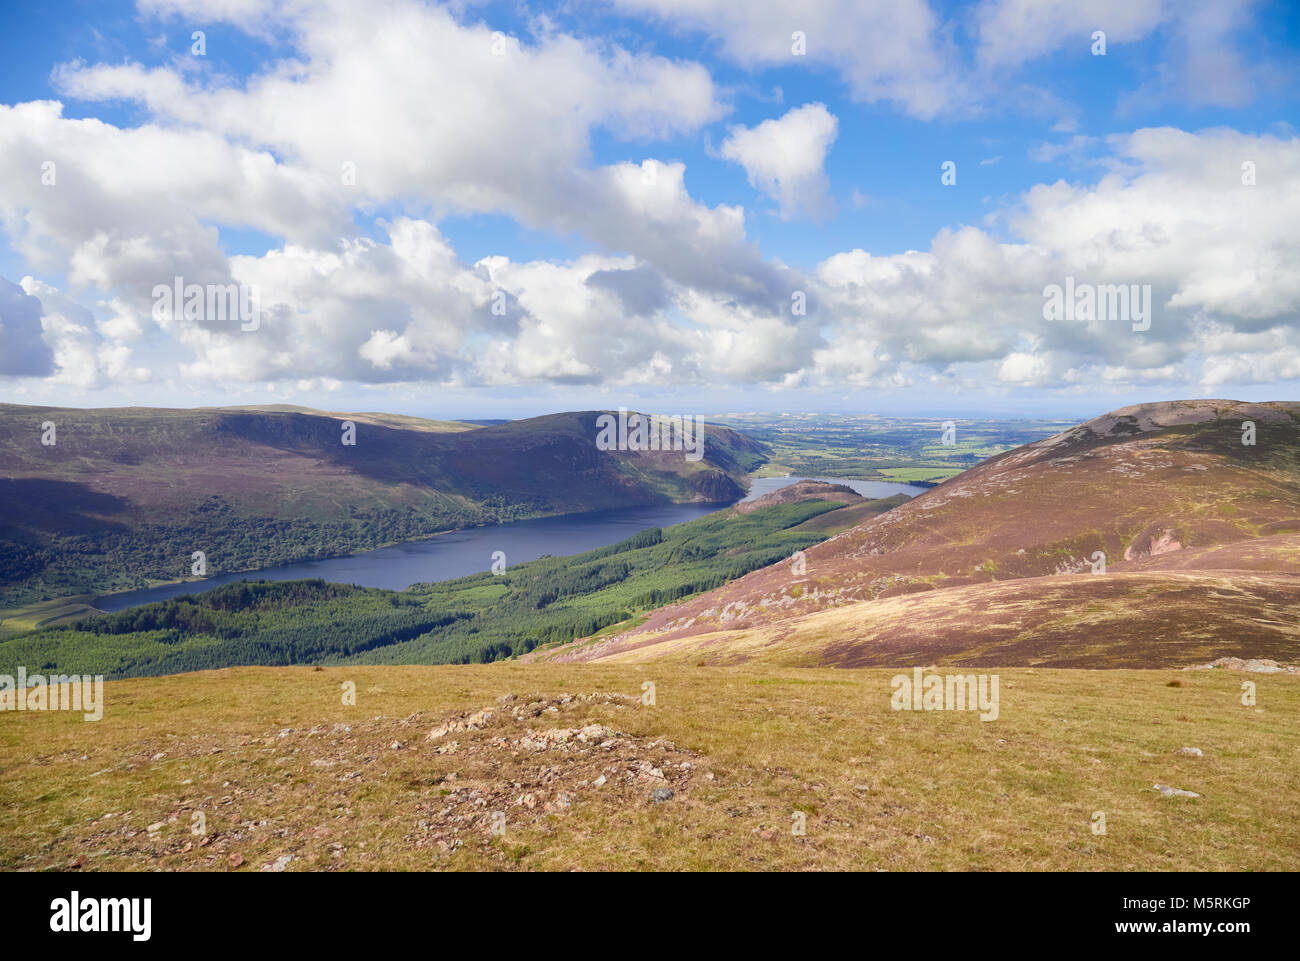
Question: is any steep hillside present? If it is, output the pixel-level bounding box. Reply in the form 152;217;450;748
0;405;765;605
546;400;1300;667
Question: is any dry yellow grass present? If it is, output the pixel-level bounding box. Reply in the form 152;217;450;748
1;663;1295;871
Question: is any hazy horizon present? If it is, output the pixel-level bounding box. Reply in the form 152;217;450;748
2;388;1293;426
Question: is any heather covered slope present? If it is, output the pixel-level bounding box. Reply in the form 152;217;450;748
558;571;1300;669
0;405;765;605
544;400;1300;667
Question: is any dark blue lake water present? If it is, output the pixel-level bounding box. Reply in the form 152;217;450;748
93;476;925;612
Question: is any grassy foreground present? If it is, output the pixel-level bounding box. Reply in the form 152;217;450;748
2;663;1296;871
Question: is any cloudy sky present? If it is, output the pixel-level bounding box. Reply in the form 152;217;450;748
0;0;1297;419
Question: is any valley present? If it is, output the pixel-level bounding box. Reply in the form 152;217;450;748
2;399;1298;875
0;482;904;676
0;405;765;608
5;0;1297;898
713;412;1077;486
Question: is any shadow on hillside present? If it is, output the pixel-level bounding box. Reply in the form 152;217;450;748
0;478;133;534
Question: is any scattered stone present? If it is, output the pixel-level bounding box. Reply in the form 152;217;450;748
1186;657;1297;674
635;760;667;782
262;854;293;872
1178;746;1204;757
592;775;607;788
651;787;674;803
545;793;573;813
1154;783;1200;798
228;854;244;868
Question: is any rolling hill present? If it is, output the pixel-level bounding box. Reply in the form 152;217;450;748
538;400;1300;668
0;405;765;606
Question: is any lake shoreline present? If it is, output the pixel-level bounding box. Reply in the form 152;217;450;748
73;475;925;616
87;497;747;613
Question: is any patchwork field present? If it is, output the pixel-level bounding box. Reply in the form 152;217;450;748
2;663;1295;872
714;412;1075;483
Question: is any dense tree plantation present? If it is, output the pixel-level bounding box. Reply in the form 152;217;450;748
0;497;878;677
0;496;541;607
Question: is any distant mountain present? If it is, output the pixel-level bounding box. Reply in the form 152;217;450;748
542;400;1300;668
0;405;766;604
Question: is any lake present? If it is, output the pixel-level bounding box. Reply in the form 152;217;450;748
93;476;926;612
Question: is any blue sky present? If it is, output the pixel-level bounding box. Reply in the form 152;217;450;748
0;0;1297;420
